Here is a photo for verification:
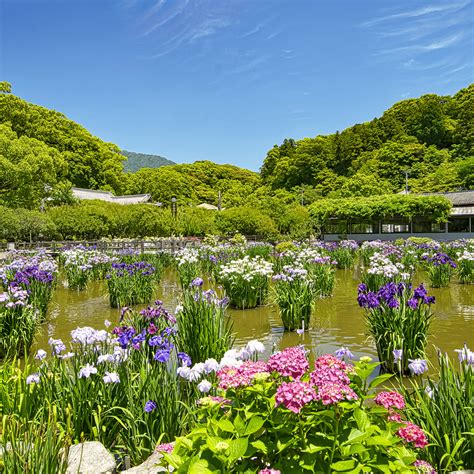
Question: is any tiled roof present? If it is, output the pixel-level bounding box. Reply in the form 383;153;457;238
72;187;151;205
430;191;474;206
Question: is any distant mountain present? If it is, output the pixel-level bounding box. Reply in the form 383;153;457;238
121;150;176;172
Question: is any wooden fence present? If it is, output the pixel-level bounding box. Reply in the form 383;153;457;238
0;236;266;254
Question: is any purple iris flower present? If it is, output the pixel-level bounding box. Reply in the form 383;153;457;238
144;400;157;413
178;352;192;367
393;349;403;362
154;349;170;362
407;298;418;309
408;359;428;376
335;347;354;360
191;277;204;287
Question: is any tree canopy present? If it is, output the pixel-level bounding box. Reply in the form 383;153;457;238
261;84;473;198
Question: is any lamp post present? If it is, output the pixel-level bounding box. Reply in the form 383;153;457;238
403;170;410;194
171;196;177;218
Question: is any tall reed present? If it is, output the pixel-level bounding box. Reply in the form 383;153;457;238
400;347;473;471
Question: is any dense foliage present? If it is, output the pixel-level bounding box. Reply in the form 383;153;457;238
308;195;452;226
121;150;175;172
0;81;472;242
261;84;473;198
0;82;124;205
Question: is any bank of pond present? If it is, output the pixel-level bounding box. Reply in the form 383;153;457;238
0;238;473;472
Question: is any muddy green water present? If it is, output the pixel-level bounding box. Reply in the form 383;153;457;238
34;268;474;364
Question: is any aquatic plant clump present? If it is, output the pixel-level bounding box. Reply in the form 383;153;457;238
456;249;474;284
4;304;189;466
400;347;473;471
106;261;156;307
0;285;36;358
422;252;457;288
168;344;431;472
0;251;58;319
175;248;201;289
272;266;318;331
176;279;233;363
62;247;115;290
358;282;434;374
330;240;359;269
218;256;273;309
362;252;412;291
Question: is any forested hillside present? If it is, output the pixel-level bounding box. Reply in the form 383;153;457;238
261;84;473;199
0;81;472;225
121;150;175;172
0;81;125;208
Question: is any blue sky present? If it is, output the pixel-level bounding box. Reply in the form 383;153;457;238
1;0;473;171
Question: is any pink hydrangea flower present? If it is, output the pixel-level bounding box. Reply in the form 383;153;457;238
375;391;406;410
387;410;403;422
155;442;174;454
413;460;436;473
314;382;358;405
275;381;316;413
310;354;352;387
267;346;309;379
397;422;428;448
217;360;268;389
259;469;281;474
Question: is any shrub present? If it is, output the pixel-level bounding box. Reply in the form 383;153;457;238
165;346;430;472
216;207;279;240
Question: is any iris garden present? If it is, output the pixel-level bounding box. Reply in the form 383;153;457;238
0;237;473;472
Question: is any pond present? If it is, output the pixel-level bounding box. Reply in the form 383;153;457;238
34;267;474;364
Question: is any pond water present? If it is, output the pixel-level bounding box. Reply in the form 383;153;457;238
34;268;474;365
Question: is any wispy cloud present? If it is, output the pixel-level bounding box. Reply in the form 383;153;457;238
123;0;242;59
376;32;464;55
361;0;473;83
360;1;469;27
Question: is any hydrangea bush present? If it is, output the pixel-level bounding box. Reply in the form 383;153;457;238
164;344;434;472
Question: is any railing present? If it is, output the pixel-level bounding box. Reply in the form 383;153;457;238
0;235;266;254
0;239;201;254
